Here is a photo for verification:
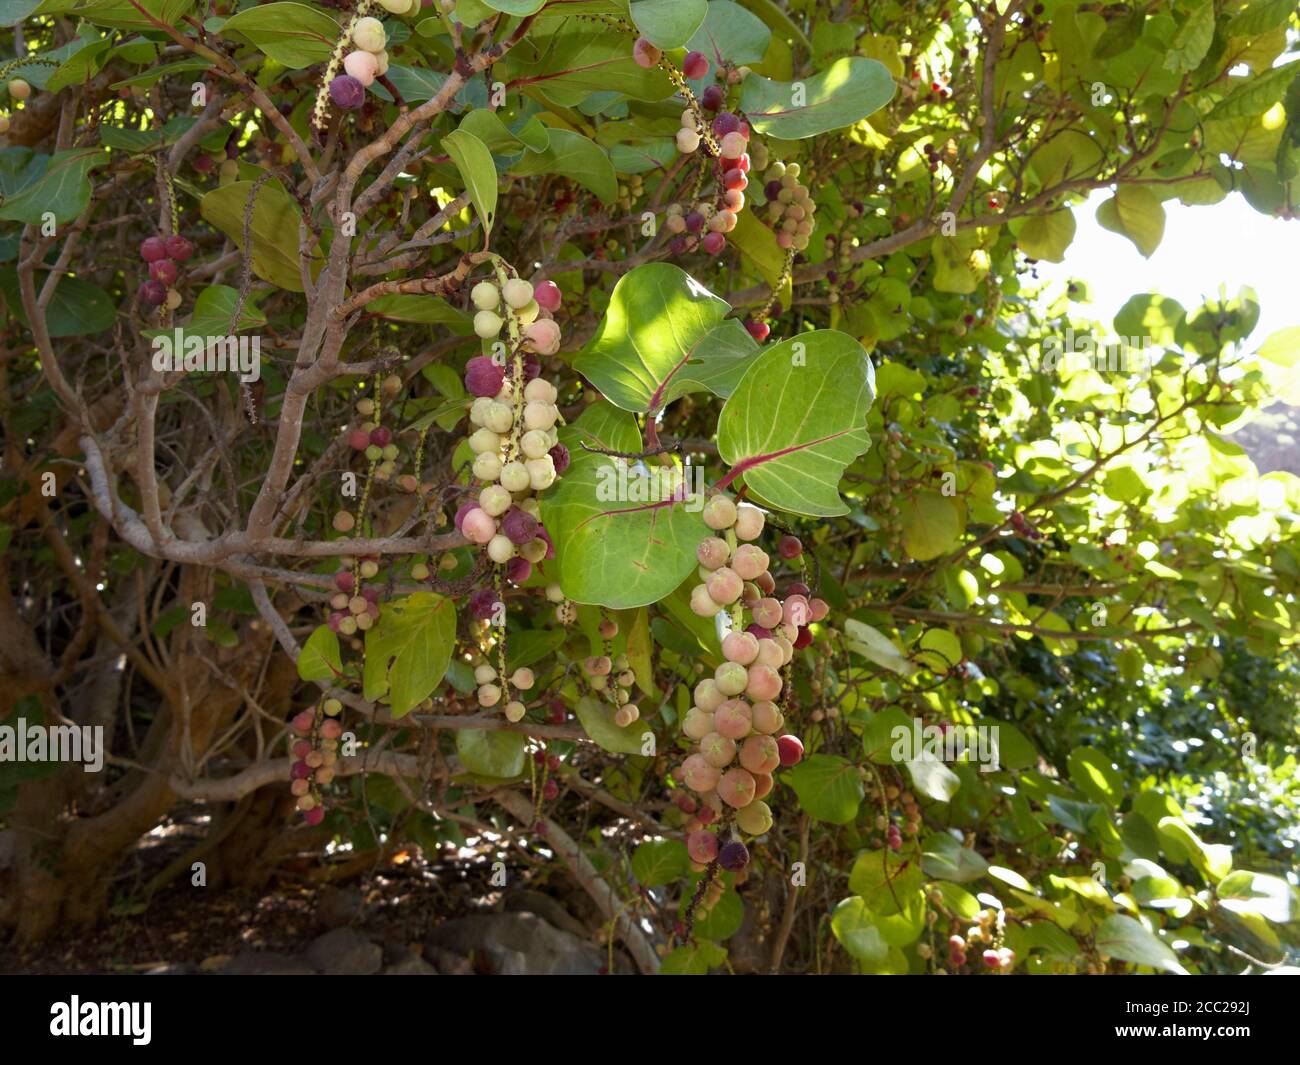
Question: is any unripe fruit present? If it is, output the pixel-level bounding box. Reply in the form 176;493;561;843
483;401;514;434
351;16;387;53
776;734;804;766
474;310;504;338
461;507;497;544
707;567;743;606
722;631;759;665
701;232;725;255
783;594;810;627
714;699;753;740
487;534;516;563
477;683;502;708
523;318;561;355
632;36;661;67
755;638;783;669
343;49;379;86
502;277;533;309
332;509;355;532
687;830;719;864
753;597;783;628
474;663;497;685
714;660;749;696
676;128;700;154
696;537;729;570
693;678;725;712
471;280;500;309
751;700;783;735
809;598;830;622
8;78;31;101
745;664;782;701
682;753;721;792
503;700;527;722
734;799;772;835
468;427;501;454
739;734;780;774
472;451;502;482
703;495;737;530
734;505;765;540
689;583;723;617
683;707;714;740
329;74;365;110
479;484;512;516
731;544;768;581
499;460;530;493
525;456;556;490
718;768;756;808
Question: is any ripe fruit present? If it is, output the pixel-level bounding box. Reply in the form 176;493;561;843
164;235;194;261
778;534;803;559
687;830;719;863
717;767;756;808
740;734;780;775
718;840;749;871
776;734;804;766
744;318;770;341
140;236;168;262
682;50;709;80
343;50;379;86
532;280;562;312
140;280;167;306
329;75;365;110
701;232;726;255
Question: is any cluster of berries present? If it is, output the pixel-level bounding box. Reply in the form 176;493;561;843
581;617;639;728
138;233;196;309
473;661;535;723
290;699;344;823
329;13;399;111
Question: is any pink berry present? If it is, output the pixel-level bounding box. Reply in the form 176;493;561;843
701;84;724;111
149;258;178;285
140;280;167;305
682;50;709;80
776;734;803;767
723;167;747;191
292;739;312;758
320;719;343;740
701;232;726;255
632;36;661;68
348;429;370;451
523;318;561;356
334;570;355;593
139;236;167;262
532;280;562;312
983;950;1001;969
687;830;719;864
507;557;532;583
501;508;539;545
464;355;504;397
778;535;802;559
291;760;312;780
744;318;770;341
304;806;326;826
454;502;475;533
461;507;497;544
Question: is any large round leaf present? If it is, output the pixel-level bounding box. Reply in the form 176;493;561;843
200;177;319;293
574;263;757;415
541;456;705;608
738;57;895;139
219;3;339;68
716;330;875;517
785;754;865;824
629;0;706;49
362;593;456;718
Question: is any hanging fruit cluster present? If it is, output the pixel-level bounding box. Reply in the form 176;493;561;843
289;699;344;823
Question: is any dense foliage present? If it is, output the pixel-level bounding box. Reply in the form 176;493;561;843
1;0;1298;974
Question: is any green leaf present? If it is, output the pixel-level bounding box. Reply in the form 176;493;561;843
556;400;642;464
905;757;961;803
860;705;915;763
503;24;675;108
574;263;758;415
0;270;114;337
830;896;889;963
685;0;770;66
1255;326;1300;367
362;592;456;718
899;492;962;561
660;939;726;974
1164;0;1214;73
73;0;194;31
509;128;618;204
480;0;546;13
1095;914;1188;974
842;619;917;676
200;177;318;293
1091;7;1144;59
455;729;527;779
1216;870;1299;924
1067;746;1125;807
298;625;342;682
716;331;875;517
441;128;497;241
1097;185;1165;258
738;57;895;139
365;293;474;332
219;3;339;68
631;839;690;886
1207;59;1300;120
574;693;649;754
541;457;705;608
920;832;988;882
0;147;107;225
629;0;706;48
1157;817;1233;882
785;754;864;824
46;35;112;92
728;206;792;308
459;108;550;154
1012;208;1076;262
183;284;267;335
847;848;924;914
1226;0;1296;37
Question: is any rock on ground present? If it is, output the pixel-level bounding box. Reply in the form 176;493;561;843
426;911;606;975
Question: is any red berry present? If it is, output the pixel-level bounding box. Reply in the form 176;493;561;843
334;570;355;593
506;557;532;583
348;429;370;451
682;50;709;80
369;426;392;448
543;778;560;801
149;259;178;285
532;280;562;312
700;84;724;111
982;950;1001;969
712;112;741;138
304;806;326;826
744;318;770;341
701;231;726;255
685;211;705;233
465;355;505;398
793;625;813;649
139;236;167;262
723;168;748;191
548;443;570;475
778;535;802;559
788;581;811;597
735;153;751;173
140;280;167;305
777;734;804;767
193;153;214;174
164;235;194;261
